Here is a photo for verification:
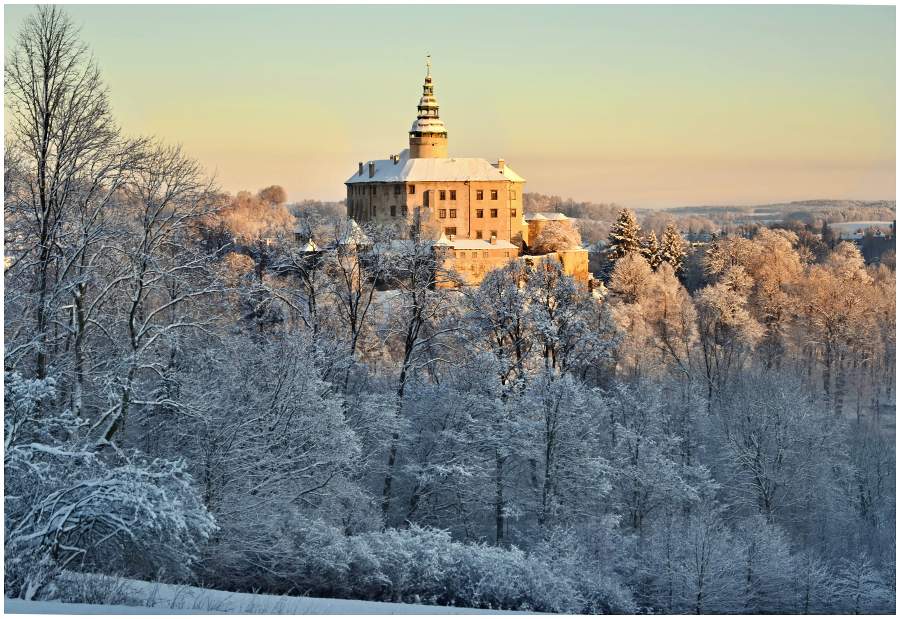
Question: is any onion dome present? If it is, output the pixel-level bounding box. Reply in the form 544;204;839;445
410;55;447;137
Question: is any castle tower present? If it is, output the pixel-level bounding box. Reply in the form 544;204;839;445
409;56;448;158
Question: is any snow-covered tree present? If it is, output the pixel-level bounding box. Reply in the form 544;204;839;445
525;260;618;377
734;516;796;612
530;220;582;255
605;208;643;265
643;230;662;269
834;554;893;614
659;224;686;274
694;266;763;402
608;251;653;304
5;371;215;600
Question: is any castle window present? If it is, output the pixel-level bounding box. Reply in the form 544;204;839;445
476;209;484;218
439;209;447;219
491;190;498;200
490;230;497;238
450;190;457;200
401;205;408;216
390;205;397;217
476;231;483;239
445;227;457;236
490;209;498;218
449;209;457;218
511;209;517;217
476;190;484;200
394;185;402;195
439;190;446;200
510;190;517;200
424;191;430;207
408;184;416;194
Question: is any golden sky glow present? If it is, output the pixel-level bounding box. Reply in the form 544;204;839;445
5;5;895;207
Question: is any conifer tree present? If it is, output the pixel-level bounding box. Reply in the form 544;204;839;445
606;209;643;265
660;224;686;274
644;230;662;270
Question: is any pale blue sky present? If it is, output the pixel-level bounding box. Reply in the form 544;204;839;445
4;4;895;207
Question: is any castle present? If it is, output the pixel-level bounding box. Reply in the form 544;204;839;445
344;58;588;286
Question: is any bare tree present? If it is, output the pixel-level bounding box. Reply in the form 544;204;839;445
91;143;220;446
5;6;118;379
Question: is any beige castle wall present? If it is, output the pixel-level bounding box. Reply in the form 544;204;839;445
524;249;590;284
346;177;527;247
556;249;590;283
436;245;519;287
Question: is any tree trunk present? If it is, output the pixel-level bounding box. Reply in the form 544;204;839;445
71;283;87;417
494;450;505;545
834;351;846;416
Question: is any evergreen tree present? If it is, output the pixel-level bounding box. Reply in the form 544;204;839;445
606;209;643;268
644;230;662;270
659;224;686;274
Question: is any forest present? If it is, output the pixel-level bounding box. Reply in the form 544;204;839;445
4;6;896;614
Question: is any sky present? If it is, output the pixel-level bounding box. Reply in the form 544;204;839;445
4;4;896;208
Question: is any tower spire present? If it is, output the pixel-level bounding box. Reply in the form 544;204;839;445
409;55;448;158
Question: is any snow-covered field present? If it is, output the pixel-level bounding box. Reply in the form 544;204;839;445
5;577;520;615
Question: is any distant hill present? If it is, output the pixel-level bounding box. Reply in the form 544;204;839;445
524;194;895;244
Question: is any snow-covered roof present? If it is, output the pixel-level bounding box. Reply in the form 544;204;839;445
525;212;569;221
299;240;319;252
410;117;447;135
338;219;370;246
347;150;526;184
433;232;454;247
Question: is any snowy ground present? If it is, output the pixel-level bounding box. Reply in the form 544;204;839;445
5;577;522;615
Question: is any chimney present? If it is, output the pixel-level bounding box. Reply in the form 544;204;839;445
393;154;400;165
497;158;505;172
368;162;375;178
358;162;363;176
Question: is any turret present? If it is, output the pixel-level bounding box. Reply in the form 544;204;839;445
409;55;448;158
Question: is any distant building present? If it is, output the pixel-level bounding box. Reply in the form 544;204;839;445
343;58;588;286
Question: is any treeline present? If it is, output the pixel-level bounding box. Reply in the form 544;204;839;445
4;7;896;614
523;192;623;221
